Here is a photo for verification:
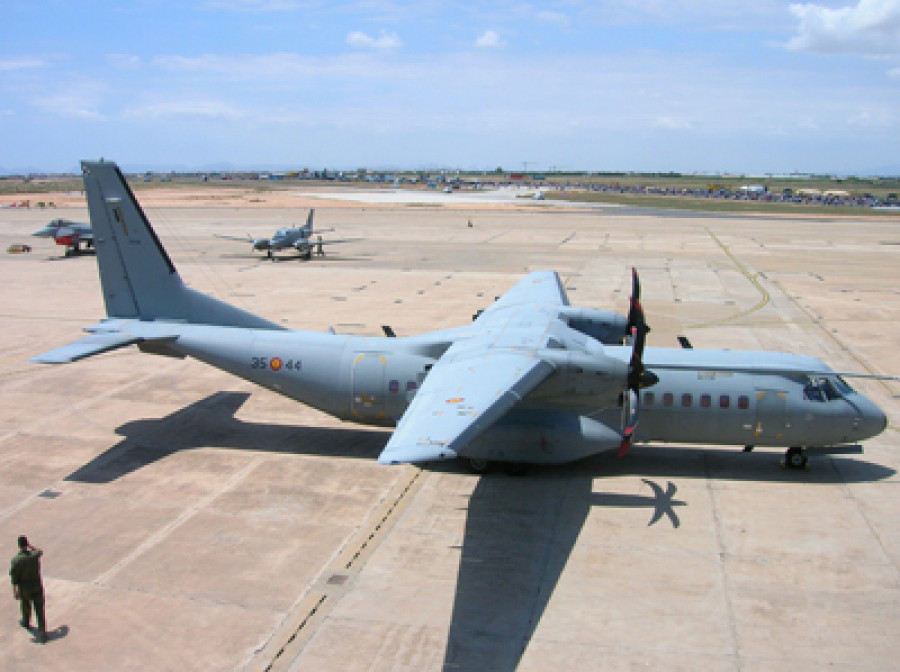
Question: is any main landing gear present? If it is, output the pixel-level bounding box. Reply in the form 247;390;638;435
782;446;809;470
463;458;530;476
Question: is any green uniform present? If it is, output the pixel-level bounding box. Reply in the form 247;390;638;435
10;548;46;639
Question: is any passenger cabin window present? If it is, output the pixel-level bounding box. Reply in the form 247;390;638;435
701;394;711;408
663;392;674;407
681;393;692;407
719;395;730;409
738;395;749;410
643;392;655;406
389;380;399;393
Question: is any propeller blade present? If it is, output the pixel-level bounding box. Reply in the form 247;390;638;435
619;268;657;457
618;389;639;457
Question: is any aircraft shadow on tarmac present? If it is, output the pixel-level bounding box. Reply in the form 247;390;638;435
64;391;388;484
62;392;895;670
441;449;894;671
218;253;373;263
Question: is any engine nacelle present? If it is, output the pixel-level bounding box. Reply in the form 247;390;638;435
531;349;627;406
558;307;628;345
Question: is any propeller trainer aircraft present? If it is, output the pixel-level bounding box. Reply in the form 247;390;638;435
215;209;354;260
33;161;890;473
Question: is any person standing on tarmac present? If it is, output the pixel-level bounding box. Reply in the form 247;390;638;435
10;536;47;644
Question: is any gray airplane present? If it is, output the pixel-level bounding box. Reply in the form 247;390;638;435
32;218;94;256
216;209;353;260
33;160;891;473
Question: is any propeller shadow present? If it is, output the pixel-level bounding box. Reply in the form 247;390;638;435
439;446;893;671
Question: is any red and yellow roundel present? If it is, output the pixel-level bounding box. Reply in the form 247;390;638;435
446;397;464;404
270;357;283;371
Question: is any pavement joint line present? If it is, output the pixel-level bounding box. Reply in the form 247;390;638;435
44;454;266;623
768;277;898;396
252;465;425;672
832;458;900;576
687;227;770;330
703;452;744;672
94;455;265;587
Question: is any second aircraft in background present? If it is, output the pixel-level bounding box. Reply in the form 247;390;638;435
216;209;357;260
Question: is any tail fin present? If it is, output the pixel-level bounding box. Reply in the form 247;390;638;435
300;208;314;236
82;160;282;330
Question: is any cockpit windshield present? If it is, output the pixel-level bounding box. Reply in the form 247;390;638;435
803;375;854;402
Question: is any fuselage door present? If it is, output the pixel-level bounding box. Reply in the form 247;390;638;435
754;389;788;442
351;353;386;419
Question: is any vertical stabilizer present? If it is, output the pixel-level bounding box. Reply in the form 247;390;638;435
301;208;315;236
82;160;283;330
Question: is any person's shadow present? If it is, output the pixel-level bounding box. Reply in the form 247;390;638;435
27;624;69;644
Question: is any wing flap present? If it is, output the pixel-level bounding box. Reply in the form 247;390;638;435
377;349;554;464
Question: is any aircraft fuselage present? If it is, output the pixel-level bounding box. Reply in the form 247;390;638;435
161;324;886;464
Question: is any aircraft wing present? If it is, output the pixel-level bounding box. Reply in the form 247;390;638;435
297;237;362;247
377;340;555;464
378;272;570;464
214;234;255;243
473;270;570;325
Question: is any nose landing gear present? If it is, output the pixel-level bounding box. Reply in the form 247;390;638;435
783;446;809;470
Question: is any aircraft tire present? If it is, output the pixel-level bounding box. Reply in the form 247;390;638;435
465;458;490;474
784;446;808;470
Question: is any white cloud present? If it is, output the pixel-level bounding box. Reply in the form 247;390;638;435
475;30;505;48
124;100;248;120
32;94;104;120
202;0;306;10
536;11;570;27
152;52;412;82
30;80;107;120
787;0;900;54
107;53;142;70
345;31;402;50
0;57;46;71
848;108;897;127
653;116;693;130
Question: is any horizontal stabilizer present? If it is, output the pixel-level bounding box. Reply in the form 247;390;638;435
30;332;142;363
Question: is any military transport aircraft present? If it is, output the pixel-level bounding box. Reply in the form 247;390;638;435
32;218;94;256
215;209;355;260
33;160;891;473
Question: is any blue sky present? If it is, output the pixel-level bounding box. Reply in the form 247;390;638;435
1;0;899;175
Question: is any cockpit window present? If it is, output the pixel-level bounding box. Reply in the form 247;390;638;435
832;376;854;395
803;376;849;402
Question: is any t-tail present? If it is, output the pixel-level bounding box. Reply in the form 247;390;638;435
83;160;280;328
32;160;283;364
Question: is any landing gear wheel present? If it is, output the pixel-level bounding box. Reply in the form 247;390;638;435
784;446;808;470
465;458;490;474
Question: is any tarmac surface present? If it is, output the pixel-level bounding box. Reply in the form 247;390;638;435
0;187;898;671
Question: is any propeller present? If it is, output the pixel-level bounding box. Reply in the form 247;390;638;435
619;268;658;456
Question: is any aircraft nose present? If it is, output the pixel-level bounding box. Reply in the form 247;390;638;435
851;395;888;440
